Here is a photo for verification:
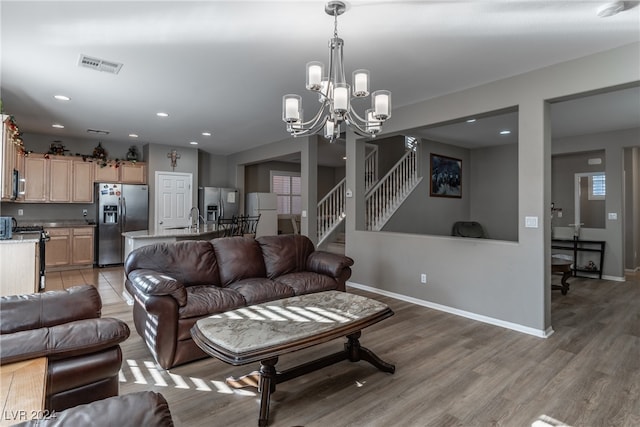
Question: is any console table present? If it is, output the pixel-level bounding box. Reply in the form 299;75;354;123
551;239;605;279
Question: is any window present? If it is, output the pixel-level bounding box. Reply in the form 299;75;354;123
589;174;606;200
405;135;418;151
271;171;301;215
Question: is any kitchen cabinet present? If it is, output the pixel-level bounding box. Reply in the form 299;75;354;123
49;157;72;202
23;155;48;202
45;226;95;270
0;240;39;296
21;155;95;203
45;227;71;267
71;227;94;265
1;115;24;201
72;160;94;202
94;162;147;184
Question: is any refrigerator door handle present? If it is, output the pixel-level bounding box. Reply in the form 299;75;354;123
121;197;127;230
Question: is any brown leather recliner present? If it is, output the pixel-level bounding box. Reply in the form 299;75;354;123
125;234;354;369
0;285;130;412
13;391;174;427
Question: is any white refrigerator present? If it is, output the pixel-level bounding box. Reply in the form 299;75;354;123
246;192;278;238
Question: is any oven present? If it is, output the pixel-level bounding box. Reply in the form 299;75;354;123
12;225;49;290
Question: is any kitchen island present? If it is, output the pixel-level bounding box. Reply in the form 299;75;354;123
123;225;224;262
0;233;41;297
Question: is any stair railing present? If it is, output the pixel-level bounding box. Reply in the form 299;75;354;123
365;149;420;231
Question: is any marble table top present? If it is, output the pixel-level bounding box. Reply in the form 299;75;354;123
192;291;393;364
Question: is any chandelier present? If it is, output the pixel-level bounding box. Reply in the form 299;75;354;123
282;1;392;143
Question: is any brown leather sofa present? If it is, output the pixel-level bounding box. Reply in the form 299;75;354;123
14;391;174;427
124;234;354;369
0;285;130;412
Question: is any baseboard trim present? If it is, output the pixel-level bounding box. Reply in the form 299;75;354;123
346;281;553;339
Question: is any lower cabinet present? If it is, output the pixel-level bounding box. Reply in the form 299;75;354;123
45;227;95;270
0;241;39;296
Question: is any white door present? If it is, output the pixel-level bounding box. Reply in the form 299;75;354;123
155;172;192;229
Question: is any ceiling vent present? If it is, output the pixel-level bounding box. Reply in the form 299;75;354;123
78;54;123;74
87;129;110;135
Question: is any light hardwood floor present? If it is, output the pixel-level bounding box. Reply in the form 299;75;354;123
45;268;640;427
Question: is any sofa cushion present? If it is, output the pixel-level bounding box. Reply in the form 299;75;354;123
178;286;246;319
275;272;338;295
212;237;267;286
124;241;220;287
257;235;315;279
228;278;295;305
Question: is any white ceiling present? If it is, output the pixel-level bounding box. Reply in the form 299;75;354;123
1;1;639;163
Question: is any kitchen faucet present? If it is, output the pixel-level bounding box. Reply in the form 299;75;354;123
189;207;204;231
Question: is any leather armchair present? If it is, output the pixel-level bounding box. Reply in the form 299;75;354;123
0;285;130;412
13;391;174;427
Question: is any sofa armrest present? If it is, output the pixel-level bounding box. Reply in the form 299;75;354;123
306;251;354;278
127;269;187;306
14;391;174;427
0;318;130;365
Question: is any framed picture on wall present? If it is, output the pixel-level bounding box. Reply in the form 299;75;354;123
430;153;462;198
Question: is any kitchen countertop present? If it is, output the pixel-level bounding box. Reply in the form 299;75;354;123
17;220;96;228
0;233;41;243
122;224;223;239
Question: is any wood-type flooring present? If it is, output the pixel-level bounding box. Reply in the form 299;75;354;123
45;268;640;427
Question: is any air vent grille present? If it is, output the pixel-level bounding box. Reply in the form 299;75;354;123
87;129;110;135
78;54;123;74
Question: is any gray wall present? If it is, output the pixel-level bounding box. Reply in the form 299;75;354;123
624;147;640;271
382;140;518;241
344;43;638;335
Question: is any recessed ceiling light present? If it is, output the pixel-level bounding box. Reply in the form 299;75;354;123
129;134;139;138
596;1;624;17
202;132;212;136
52;124;64;129
54;95;70;101
499;130;511;135
466;118;476;123
189;141;198;145
156;112;169;117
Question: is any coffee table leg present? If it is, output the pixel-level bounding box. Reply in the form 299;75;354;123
258;357;278;427
561;271;571;295
345;332;395;374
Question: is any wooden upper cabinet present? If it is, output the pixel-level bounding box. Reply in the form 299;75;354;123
49;157;72;202
72;160;94;202
120;162;146;184
94;164;119;182
23;155;48;202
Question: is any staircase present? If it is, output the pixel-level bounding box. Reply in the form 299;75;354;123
317;145;421;245
365;149;422;231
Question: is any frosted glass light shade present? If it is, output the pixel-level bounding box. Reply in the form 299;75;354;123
352;69;369;97
306;62;324;91
324;119;339;140
372;90;391;120
283;94;302;123
333;83;350;114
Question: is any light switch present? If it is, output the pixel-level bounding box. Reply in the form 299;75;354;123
525;216;538;228
301;210;307;218
345;189;353;198
608;212;618;220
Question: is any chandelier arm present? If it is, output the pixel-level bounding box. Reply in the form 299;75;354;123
347;108;369;125
344;114;374;137
291;115;329;137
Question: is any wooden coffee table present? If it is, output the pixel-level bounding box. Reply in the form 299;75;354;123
191;291;395;426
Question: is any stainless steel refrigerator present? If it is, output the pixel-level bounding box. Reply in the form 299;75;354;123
96;183;148;266
198;187;239;224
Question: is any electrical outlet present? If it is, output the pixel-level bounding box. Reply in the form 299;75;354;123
420;273;427;284
82;209;88;217
18;209;24;216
